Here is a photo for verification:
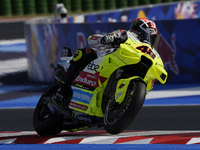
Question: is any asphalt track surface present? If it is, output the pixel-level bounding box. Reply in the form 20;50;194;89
1;105;200;131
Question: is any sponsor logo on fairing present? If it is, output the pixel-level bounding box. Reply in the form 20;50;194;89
73;91;91;102
74;71;98;88
72;89;93;104
116;92;122;99
75;76;97;86
87;61;99;72
69;101;88;111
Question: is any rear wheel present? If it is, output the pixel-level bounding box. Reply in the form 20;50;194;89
33;83;63;136
104;80;146;134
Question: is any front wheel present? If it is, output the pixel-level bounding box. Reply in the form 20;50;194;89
33;82;63;136
104;80;146;134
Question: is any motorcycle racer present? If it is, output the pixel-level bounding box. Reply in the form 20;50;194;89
51;18;158;115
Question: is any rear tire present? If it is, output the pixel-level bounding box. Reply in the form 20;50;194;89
33;83;63;136
104;80;146;134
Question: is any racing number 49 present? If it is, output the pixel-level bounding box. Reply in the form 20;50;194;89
136;45;156;59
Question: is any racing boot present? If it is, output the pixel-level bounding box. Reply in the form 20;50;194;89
50;84;73;118
50;59;78;114
55;84;73;105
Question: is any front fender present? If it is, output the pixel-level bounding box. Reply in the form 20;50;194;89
115;76;144;104
149;65;168;84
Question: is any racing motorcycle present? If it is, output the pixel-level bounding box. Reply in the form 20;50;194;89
33;31;167;136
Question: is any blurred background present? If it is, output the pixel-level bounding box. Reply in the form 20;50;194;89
0;0;184;17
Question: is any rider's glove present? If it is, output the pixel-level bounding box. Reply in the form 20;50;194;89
54;65;66;85
120;30;127;41
99;31;127;45
100;34;115;45
113;37;122;45
113;30;127;44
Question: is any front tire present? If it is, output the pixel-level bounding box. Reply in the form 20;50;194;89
104;80;146;134
33;83;63;136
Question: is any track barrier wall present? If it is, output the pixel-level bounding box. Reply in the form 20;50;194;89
68;1;200;23
25;19;200;84
25;1;200;84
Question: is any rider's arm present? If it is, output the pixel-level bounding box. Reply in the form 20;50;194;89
88;30;128;48
100;30;127;45
87;34;103;47
112;29;127;43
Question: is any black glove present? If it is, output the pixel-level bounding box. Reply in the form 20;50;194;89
113;36;122;45
100;34;115;44
114;30;127;44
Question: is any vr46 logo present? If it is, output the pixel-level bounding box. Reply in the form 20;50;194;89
87;61;99;72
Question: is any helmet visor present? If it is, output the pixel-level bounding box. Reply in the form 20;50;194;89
137;27;152;45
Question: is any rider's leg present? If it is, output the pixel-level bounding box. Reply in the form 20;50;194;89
55;47;97;104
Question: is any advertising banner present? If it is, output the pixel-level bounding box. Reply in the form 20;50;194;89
25;19;200;84
68;1;200;23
